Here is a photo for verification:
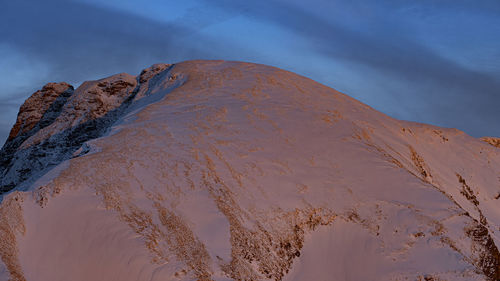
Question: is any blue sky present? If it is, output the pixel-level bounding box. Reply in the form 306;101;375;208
1;0;499;144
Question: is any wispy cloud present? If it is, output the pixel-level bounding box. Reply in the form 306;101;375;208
204;0;500;137
0;0;215;81
0;0;499;144
0;0;235;144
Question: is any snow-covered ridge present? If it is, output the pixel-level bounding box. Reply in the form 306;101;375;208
0;60;499;281
0;64;176;193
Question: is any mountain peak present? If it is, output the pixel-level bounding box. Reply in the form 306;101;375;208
0;61;498;281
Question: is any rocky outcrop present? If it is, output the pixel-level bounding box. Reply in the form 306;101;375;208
481;137;500;148
7;82;74;142
18;73;138;150
135;64;172;97
0;65;175;193
466;221;500;281
0;83;74;193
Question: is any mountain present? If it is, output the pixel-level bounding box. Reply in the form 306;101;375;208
0;60;499;281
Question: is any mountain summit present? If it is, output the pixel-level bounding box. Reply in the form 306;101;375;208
0;61;499;281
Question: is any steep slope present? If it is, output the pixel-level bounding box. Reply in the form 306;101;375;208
0;64;177;192
0;60;499;281
0;82;74;192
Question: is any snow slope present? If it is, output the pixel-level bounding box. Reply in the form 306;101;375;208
0;60;499;281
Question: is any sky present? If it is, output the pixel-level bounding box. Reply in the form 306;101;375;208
1;0;499;145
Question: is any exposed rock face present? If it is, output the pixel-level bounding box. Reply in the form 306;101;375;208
18;73;137;149
466;222;500;280
0;83;74;192
481;137;500;148
0;66;175;193
7;82;74;142
134;63;175;100
0;61;499;281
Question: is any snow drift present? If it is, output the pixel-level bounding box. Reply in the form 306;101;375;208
0;60;499;281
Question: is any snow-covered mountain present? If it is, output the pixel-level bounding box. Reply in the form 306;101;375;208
0;60;499;281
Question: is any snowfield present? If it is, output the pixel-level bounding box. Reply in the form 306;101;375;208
0;60;499;281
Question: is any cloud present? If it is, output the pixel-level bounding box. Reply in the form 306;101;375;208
0;0;216;82
1;0;499;141
0;0;239;146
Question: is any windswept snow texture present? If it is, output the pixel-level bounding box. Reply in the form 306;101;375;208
0;60;499;281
